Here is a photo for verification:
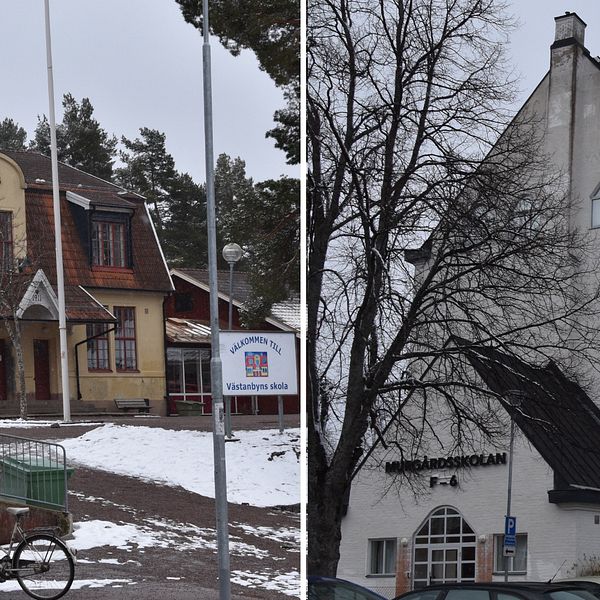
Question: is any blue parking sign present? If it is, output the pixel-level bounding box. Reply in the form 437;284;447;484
505;516;517;537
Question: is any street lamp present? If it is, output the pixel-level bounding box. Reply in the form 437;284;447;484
222;243;243;438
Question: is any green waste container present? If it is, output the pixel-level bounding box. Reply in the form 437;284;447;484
0;457;74;509
175;400;204;416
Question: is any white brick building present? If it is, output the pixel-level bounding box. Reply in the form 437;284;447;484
337;13;600;599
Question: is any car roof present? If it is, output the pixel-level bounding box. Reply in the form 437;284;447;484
308;576;387;599
396;582;600;597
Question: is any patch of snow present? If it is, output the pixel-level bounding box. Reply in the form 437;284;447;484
0;579;135;592
60;424;300;507
231;569;300;597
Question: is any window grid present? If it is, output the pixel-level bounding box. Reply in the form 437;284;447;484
368;538;397;575
167;347;211;399
114;307;137;371
92;220;127;267
493;533;527;574
413;507;476;590
86;323;111;371
0;212;13;272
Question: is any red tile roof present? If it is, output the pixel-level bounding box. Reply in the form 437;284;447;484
1;151;172;298
27;190;172;292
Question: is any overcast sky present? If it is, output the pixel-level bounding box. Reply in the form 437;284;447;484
1;2;598;189
509;2;600;102
0;1;294;184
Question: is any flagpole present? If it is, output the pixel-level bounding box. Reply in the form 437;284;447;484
43;0;71;422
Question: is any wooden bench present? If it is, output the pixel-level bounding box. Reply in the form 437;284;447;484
114;398;150;413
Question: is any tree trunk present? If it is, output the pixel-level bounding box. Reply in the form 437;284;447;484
5;318;27;419
308;424;346;576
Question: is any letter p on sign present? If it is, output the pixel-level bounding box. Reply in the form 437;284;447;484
505;516;516;536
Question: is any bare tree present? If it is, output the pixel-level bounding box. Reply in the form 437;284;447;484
307;0;600;575
0;210;49;419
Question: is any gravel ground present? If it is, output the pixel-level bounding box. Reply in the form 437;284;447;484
0;414;301;599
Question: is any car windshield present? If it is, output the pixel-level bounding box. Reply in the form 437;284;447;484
547;591;600;600
308;579;383;600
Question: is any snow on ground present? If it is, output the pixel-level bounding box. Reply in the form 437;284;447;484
58;424;300;507
0;421;301;597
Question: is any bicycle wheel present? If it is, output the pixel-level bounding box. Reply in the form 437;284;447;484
13;534;75;600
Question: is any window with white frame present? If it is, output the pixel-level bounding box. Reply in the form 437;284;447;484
0;212;13;272
368;538;397;576
493;533;527;574
593;194;600;228
91;213;130;268
86;323;111;371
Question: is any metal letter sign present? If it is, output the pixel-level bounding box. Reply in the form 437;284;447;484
503;515;516;557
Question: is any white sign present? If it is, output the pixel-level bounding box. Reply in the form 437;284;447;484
220;331;298;396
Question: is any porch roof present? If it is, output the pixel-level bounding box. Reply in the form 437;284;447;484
166;318;212;344
65;286;116;323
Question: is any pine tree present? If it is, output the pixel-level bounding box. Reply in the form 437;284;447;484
176;0;299;87
30;94;117;180
175;0;300;165
266;84;300;165
60;94;117;180
162;172;209;267
115;128;177;235
0;118;28;151
215;154;299;322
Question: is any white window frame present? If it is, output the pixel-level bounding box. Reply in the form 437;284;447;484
493;533;527;574
367;538;397;576
592;195;600;228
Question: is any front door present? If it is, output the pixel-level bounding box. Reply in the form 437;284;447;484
33;340;50;401
412;507;477;589
0;340;7;401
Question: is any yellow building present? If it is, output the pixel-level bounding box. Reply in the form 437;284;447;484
0;151;173;416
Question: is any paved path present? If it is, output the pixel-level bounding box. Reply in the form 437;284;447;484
0;415;301;599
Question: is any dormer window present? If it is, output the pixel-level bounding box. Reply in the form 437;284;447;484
0;212;13;272
91;213;130;268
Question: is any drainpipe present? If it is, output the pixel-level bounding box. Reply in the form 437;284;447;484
74;326;116;401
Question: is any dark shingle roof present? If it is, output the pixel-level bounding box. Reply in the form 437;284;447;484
457;338;600;493
178;268;253;305
173;268;300;331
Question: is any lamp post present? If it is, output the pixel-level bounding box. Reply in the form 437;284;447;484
201;0;231;594
504;389;523;582
222;243;242;438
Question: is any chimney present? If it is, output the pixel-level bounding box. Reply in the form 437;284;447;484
554;12;586;47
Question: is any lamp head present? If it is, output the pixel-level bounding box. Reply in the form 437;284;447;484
222;243;243;264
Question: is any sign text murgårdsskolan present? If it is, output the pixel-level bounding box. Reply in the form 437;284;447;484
385;452;507;474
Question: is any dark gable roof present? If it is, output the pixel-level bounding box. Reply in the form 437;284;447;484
173;268;300;331
177;268;253;305
455;338;600;502
2;150;141;211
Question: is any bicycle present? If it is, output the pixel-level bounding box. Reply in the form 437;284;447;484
0;506;75;599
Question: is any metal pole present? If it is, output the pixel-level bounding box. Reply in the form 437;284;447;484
278;395;284;433
504;414;515;582
504;390;522;583
44;0;71;422
202;0;231;596
225;263;233;437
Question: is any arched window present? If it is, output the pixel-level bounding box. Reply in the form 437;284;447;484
412;506;476;590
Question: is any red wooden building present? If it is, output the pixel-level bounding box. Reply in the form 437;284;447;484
164;268;299;415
